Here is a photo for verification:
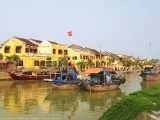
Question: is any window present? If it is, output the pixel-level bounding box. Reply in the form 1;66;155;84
34;49;37;53
34;60;39;66
58;49;63;55
46;57;51;61
53;49;56;54
72;56;77;60
4;46;10;53
64;50;68;55
25;48;29;53
16;46;22;53
40;61;45;66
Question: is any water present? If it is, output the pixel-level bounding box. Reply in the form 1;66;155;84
0;72;160;120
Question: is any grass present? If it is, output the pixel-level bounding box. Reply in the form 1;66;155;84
99;84;160;120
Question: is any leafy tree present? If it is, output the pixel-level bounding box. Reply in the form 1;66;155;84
5;55;21;64
87;59;95;68
107;58;114;67
58;56;68;66
76;61;85;71
46;61;52;67
96;60;100;67
52;61;57;67
120;58;132;67
150;59;160;65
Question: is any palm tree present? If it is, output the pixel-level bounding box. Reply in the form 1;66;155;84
107;58;114;68
76;61;85;71
5;54;21;66
87;59;95;68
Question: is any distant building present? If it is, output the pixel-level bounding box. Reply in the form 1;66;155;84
68;44;97;66
0;37;68;69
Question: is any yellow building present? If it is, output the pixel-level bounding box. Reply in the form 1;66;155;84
68;44;97;66
1;37;68;69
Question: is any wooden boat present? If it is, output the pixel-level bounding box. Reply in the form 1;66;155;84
84;84;119;92
141;74;160;81
8;68;60;80
140;65;160;81
52;83;80;90
49;67;82;90
82;68;126;92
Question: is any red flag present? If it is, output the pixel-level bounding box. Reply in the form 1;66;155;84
67;31;72;36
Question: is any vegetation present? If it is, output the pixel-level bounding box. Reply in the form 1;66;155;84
5;54;21;64
96;60;100;67
58;56;68;66
99;84;160;120
46;60;52;67
119;58;133;67
76;61;85;71
87;59;95;68
52;61;57;67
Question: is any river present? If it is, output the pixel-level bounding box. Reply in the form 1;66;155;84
0;72;160;120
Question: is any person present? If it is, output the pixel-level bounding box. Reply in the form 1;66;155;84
104;71;112;84
68;63;77;72
68;63;77;80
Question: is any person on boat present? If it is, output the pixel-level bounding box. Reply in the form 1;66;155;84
104;71;112;84
67;63;77;80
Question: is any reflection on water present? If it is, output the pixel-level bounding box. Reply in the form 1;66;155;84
0;72;160;120
120;72;143;94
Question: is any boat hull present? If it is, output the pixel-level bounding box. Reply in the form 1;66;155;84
52;83;80;90
141;74;160;81
84;84;119;92
9;73;56;80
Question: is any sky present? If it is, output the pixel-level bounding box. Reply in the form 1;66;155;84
0;0;160;59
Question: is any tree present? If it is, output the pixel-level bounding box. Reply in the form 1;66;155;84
150;59;160;65
5;55;21;64
46;61;52;67
107;58;114;68
120;58;132;67
96;60;100;67
87;59;95;68
52;61;57;67
58;56;68;66
5;55;22;68
76;61;85;71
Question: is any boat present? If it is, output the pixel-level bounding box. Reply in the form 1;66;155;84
140;65;160;81
8;68;60;80
47;66;82;90
82;68;126;92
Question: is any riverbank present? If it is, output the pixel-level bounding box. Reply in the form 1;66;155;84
0;71;11;80
99;84;160;120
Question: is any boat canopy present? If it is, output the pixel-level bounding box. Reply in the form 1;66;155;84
82;68;116;74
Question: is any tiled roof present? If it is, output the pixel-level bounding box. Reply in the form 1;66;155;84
29;39;42;43
69;44;84;50
85;47;100;55
49;41;58;44
102;51;120;60
82;68;104;74
15;37;38;46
